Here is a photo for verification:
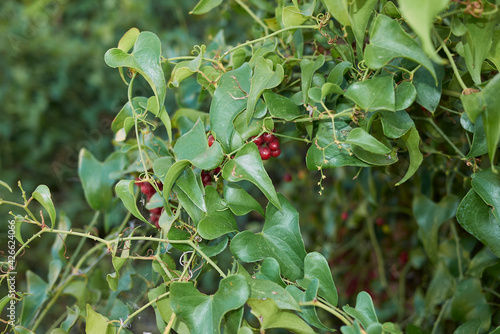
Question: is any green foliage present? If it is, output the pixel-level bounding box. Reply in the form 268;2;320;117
2;0;500;333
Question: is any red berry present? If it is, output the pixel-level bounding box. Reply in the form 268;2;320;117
375;218;384;226
283;173;292;182
263;133;276;143
149;207;162;215
341;212;349;221
150;213;160;229
208;134;215;147
202;174;212;184
213;167;221;175
252;135;264;146
268;139;280;151
259;146;271;160
270;148;281;157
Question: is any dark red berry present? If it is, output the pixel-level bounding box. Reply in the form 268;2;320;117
213;167;221;175
202;174;212;184
270;148;281;157
263;133;276;143
283;173;292;182
208;134;215;147
375;218;384;226
341;212;349;221
268;139;280;151
149;207;163;215
150;214;160;229
252;135;264;146
259;146;271;160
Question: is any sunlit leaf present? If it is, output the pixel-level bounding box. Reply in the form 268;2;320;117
190;0;223;15
32;185;56;228
115;180;149;224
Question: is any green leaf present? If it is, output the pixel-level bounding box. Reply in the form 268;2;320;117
78;149;128;211
21;271;49;328
162;160;191;215
173;119;224;170
465;115;488;159
247;278;300;311
351;145;399;166
471;168;500;224
414;64;445;113
327;61;352;85
263;91;302;120
224;183;264;216
190;0;222;14
255;258;286;288
453;320;482;334
364;14;437;81
349;0;378;56
198;186;238;239
174;184;206;226
111;97;147;134
286;281;331;331
283;6;308;28
170;275;250;334
246;57;284;123
85;304;117;334
398;0;449;63
395;81;417;110
343;291;379;330
346;128;391;154
230;194;307;281
321;82;344;98
466;247;499;278
396;127;423;186
115;180;149;224
306;121;369;169
0;180;12;193
344;76;395;111
413;194;459;262
487;30;500;71
297;252;338;307
104;32;166;114
169;45;205;88
247;298;315;334
210;64;252;152
462;15;496;85
320;0;350;26
379;110;414;138
457;189;500;258
117;28;140;52
450;278;492;331
300;55;325;105
60;305;80;332
222;143;280;210
175;168;206;212
32;185;56;228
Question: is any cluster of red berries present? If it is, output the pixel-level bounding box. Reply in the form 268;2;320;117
201;167;221;187
251;133;281;160
135;178;163;228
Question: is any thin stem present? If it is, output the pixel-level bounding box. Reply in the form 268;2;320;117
431;300;450;334
234;0;268;35
449;220;464;280
299;300;352;326
164;312;177;334
120;292;170;330
162;56;219;65
434;28;468;92
187;240;226;278
367;216;388;289
442;89;462;99
0;200;25;208
221;25;318;60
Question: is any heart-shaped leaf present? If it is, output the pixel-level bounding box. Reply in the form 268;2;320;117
471;168;500;224
327;61;352;86
450;278;492;331
263;91;302;121
32;185;56;228
414;63;444;113
300;55;325;105
198;186;238;239
78;149;128;211
230;194;306;281
104;31;166;115
247;278;300;311
379;110;414;139
346;128;391;154
364;14;436;81
224;183;264;216
222;143;280;210
457;189;500;258
170;275;250;334
343;291;379;330
344;76;395;111
169;45;205;88
210;64;252;152
85;304;117;334
395;81;417;110
413;194;460;262
297;252;338;307
175;167;206;212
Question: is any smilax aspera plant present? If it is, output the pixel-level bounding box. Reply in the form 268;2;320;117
1;0;500;333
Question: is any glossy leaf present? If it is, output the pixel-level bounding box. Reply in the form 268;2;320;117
175;184;206;225
169;45;205;88
471;168;500;224
255;257;286;288
453;320;482;334
224;183;264;216
346;128;391;154
457;189;500;258
222;143;280;209
32;185;56;228
104;32;165;114
413;194;459;262
210;64;252;152
465;115;488;159
111;97;147;134
396;127;423;186
230;194;307;281
170;275;250;334
198;186;238;239
306;121;369;169
190;0;222;14
176;168;206;212
246;57;284;123
162;160;191;215
115;180;149;224
344;76;395;111
300;55;325;105
351;145;399;166
78;149;128;211
343;291;379;330
320;0;350;26
287;281;331;331
234;111;274;140
248;298;315;334
349;0;378;56
462;15;496;85
263;91;302;120
173;119;224;170
20;271;49;328
364;14;436;81
450;278;492;331
398;0;449;63
85;304;117;334
327;61;352;86
283;6;308;28
379;110;414;139
414;64;444;113
117;27;140;52
394;81;417;110
297;252;338;307
247;278;300;311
